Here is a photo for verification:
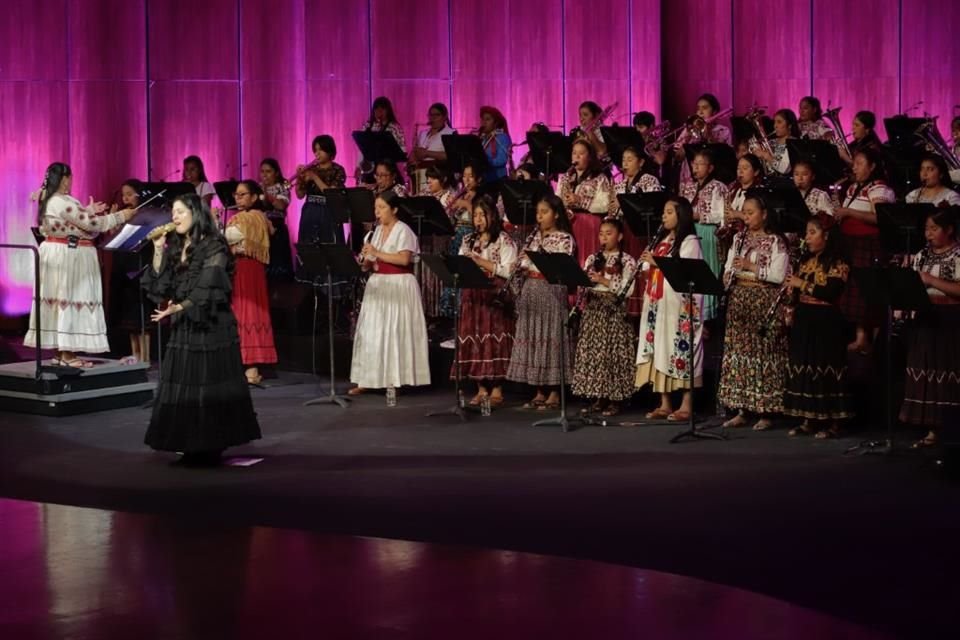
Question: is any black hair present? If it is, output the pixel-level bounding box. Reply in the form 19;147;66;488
926;206;958;241
428;102;450;127
792;159;816;177
461;161;484;185
854;110;876;130
571;138;603;180
260;157;286;183
472;195;503;244
182;155;208;182
803;215;845;270
664;196;697;258
633;111;656;129
424;165;451;189
237;179;265;210
375;159;402;186
169;193;221;254
593;217;625;275
919;152;954;189
120;178;143;206
37;162;72;224
622;146;655;184
377;189;402;212
800;96;823;120
515;162;539;179
738;153;765;183
579;101;602;118
311;135;337;159
538;194;573;234
774;108;801;139
693;148;719;183
369;96;398;126
697;93;721;114
853;147;886;183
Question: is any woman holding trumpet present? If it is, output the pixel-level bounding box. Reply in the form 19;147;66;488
571;101;609;160
295;134;347;245
717;194;791;431
408;103;455;194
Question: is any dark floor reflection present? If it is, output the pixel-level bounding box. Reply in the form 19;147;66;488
0;498;888;639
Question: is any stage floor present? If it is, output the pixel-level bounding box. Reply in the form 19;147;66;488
1;373;956;638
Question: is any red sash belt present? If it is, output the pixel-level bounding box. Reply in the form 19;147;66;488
527;271;546;280
376;263;414;275
44;236;94;247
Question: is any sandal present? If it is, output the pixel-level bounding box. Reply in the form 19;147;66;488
468;393;486;407
581;400;605;415
602;403;621;417
815;426;843;440
347;386;367;396
722;414;747;429
788;422;813;437
246;374;263;386
667;410;691;422
53;357;93;369
488;396;505;407
752;419;773;431
522;397;546;409
645;408;671;420
538;399;561;411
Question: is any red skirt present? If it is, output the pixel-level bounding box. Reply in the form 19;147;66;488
232;257;278;365
451;286;515;381
837;233;883;327
571;212;602;267
621;223;651;316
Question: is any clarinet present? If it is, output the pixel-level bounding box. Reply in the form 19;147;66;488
569;249;606;322
757;240;805;337
616;224;664;305
492;228;536;313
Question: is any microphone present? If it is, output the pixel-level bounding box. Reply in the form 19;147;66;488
146;222;177;241
160;168;181;181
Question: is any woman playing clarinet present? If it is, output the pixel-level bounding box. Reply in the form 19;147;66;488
783;214;854;439
717;195;791;431
900;207;960;449
556;139;616;265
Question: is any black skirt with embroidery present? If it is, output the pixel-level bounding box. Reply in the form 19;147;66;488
784;303;855;420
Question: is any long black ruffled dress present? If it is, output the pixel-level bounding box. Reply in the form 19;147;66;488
142;235;261;454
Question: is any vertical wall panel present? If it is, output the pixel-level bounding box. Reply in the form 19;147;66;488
305;0;369;81
147;0;239;80
662;0;733;124
0;0;66;81
630;0;661;120
68;0;145;80
900;0;960;141
240;0;305;82
148;82;240;185
732;0;811;115
813;0;899;138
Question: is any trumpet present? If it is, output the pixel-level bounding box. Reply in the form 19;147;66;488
684;107;734;142
574;102;619;140
146;222;177;241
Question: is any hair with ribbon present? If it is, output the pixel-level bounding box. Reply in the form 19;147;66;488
35;162;72;225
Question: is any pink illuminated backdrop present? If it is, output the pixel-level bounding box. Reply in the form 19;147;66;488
1;0;958;316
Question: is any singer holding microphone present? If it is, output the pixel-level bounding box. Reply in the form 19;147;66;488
570;218;638;417
716;195;791;431
349;191;431;398
635;197;704;422
142;194;260;467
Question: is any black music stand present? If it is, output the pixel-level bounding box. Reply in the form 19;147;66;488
876;203;934;258
295;243;361;409
849;266;932;456
322;187;373;252
525;131;572;177
422;254;492;421
526;252;592;432
353;130;407;169
654;257;726;443
786;140;846;186
884;116;926;151
501;179;552;231
601;126;646;169
747;186;810;235
683;142;737;184
138;182;194;206
618;192;669;240
213;180;239;210
441;133;489;177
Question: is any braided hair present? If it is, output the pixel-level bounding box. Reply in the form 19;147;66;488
37;162;72;225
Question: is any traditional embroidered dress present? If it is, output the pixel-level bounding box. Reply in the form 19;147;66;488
679;177;728;321
361;120;407;154
899;244;960;428
799;119;834;141
24;194;127;353
350;220;431;388
142;235;261;453
556;168;616;265
506;229;575;386
299;162;347;245
614;172;663;316
481;129;512;182
799;187;835;217
635;235;704;391
905;187;960;207
422;188;456;319
836;180;895;325
225;210;277;367
411;125;456;194
748;137;791;176
439;189;474;318
453;231;517;381
263;181;293;280
571;250;638;401
717;231;790;413
784;256;855;420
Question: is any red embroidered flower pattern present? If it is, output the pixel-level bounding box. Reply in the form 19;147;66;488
646;330;654;343
675;358;686;370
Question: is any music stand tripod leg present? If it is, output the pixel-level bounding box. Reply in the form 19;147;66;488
427;274;466;420
304;266;350;408
533;314;571;432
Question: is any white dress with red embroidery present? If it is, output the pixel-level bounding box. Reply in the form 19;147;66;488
24;194;127;353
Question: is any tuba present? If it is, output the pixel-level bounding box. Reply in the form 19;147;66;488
823;105;852;160
745;105;775;158
915;117;960;171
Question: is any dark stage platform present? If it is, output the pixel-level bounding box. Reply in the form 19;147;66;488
0;498;887;639
1;375;957;639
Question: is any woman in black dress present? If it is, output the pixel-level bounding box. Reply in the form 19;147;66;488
143;194;260;466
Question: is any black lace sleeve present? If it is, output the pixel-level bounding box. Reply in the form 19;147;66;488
178;239;234;326
141;249;175;304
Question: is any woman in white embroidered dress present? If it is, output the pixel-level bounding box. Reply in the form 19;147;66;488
556;139;616;265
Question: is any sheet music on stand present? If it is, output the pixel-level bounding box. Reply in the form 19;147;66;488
104;207;172;252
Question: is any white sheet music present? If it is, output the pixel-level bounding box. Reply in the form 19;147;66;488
105;224;142;250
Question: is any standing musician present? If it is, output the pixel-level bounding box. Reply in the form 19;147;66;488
182;155;216;206
456;197;518;408
833;147;895;354
900;207;960;449
840;111;883;165
506;194;576;411
783;214;854;440
258;157;293;280
614;145;663;315
792;160;835;216
723;153;765;234
798;96;835;141
419;165;458;320
633;111;671;184
295;134;347;245
556;139;616;265
409;102;455;194
717;195;791;431
674;94;733;188
636;196;704;423
477;106;512;183
571;101;609;160
25;163;135;368
571;218;638;418
224;180;278;386
108;179;152;363
905;153;960;207
357;96;406;183
750;109;800;177
678;148;728;322
350;191;430;397
438;163;483;322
